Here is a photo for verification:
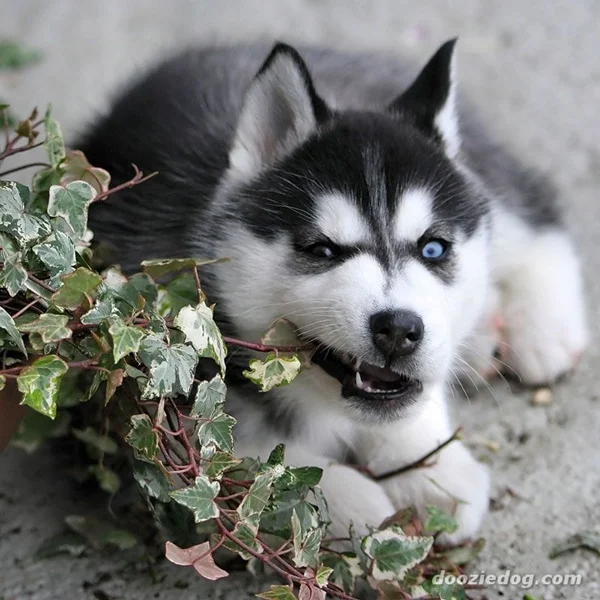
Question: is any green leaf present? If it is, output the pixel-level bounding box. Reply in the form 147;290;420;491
321;554;361;594
421;581;468;600
441;538;485;566
129;272;158;309
35;532;87;559
203;452;242;479
125;414;158;462
170;475;220;523
256;585;296;600
190;374;227;419
142;256;228;279
243;354;302;392
196;413;236;453
64;515;137;550
134;461;172;502
315;565;334;587
549;531;600;558
278;466;323;490
105;368;124;404
0;41;41;69
291;509;322;568
72;426;118;455
47;181;95;239
60;150;111;194
51;267;102;309
32;231;76;282
18;313;72;343
173;303;227;374
362;526;434;582
0;306;27;355
0;181;51;243
43;106;66;169
88;465;120;495
161;272;198;315
10;408;70;453
17;355;68;418
108;317;146;362
423;505;459;535
237;468;278;529
139;335;197;398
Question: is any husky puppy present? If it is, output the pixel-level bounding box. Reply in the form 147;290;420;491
82;41;587;542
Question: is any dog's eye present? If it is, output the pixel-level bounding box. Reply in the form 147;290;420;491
421;239;448;260
307;242;339;259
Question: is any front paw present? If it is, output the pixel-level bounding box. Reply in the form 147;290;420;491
380;442;490;544
501;232;587;386
319;464;395;539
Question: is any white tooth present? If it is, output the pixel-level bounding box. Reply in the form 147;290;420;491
355;371;363;388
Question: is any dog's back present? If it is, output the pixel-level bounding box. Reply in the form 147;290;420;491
82;44;557;274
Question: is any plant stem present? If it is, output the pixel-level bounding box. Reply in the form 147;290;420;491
373;426;463;481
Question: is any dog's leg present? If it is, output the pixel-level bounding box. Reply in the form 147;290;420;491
493;213;587;385
234;440;395;539
357;386;490;544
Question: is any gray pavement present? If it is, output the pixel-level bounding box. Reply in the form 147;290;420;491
1;1;599;598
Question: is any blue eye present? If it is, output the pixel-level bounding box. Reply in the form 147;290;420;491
421;239;448;260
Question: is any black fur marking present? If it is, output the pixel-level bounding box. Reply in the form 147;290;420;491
238;110;485;283
258;42;331;124
388;39;457;148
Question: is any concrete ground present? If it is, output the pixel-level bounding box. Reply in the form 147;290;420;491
1;1;599;598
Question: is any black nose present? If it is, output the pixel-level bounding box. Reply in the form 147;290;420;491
370;310;424;359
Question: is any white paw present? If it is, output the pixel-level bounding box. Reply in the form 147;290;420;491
319;463;395;539
380;441;490;544
501;232;587;386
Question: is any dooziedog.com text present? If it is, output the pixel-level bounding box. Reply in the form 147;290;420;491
433;569;583;589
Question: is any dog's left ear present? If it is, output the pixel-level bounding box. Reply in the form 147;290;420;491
388;39;460;158
229;43;329;176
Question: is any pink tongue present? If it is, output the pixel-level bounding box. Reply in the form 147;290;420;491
360;363;402;383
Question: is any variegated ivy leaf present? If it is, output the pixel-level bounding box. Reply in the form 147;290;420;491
80;297;119;325
139;334;198;398
321;553;362;594
51;267;102;310
48;180;95;240
141;256;228;280
256;585;296;600
43;106;66;168
174;303;227;375
108;317;146;363
361;525;434;582
0;235;27;297
0;306;27;355
32;231;75;284
190;374;227;419
224;521;262;560
291;509;323;568
0;181;51;243
125;414;158;462
243;353;302;392
422;505;459;535
60;150;111;194
196;413;236;453
17;355;68;419
134;461;171;502
237;467;282;529
18;313;72;343
203;452;241;479
314;565;334;587
170;475;220;524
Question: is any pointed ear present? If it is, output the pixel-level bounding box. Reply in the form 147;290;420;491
388;39;460;157
229;43;329;175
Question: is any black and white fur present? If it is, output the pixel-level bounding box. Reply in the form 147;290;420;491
81;41;587;542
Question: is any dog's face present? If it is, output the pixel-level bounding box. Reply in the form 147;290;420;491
217;42;490;422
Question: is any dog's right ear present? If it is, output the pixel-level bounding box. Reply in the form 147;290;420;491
229;43;329;176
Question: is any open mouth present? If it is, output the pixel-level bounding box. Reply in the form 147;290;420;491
310;347;423;402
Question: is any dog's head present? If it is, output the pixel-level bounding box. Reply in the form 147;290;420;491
216;41;491;422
